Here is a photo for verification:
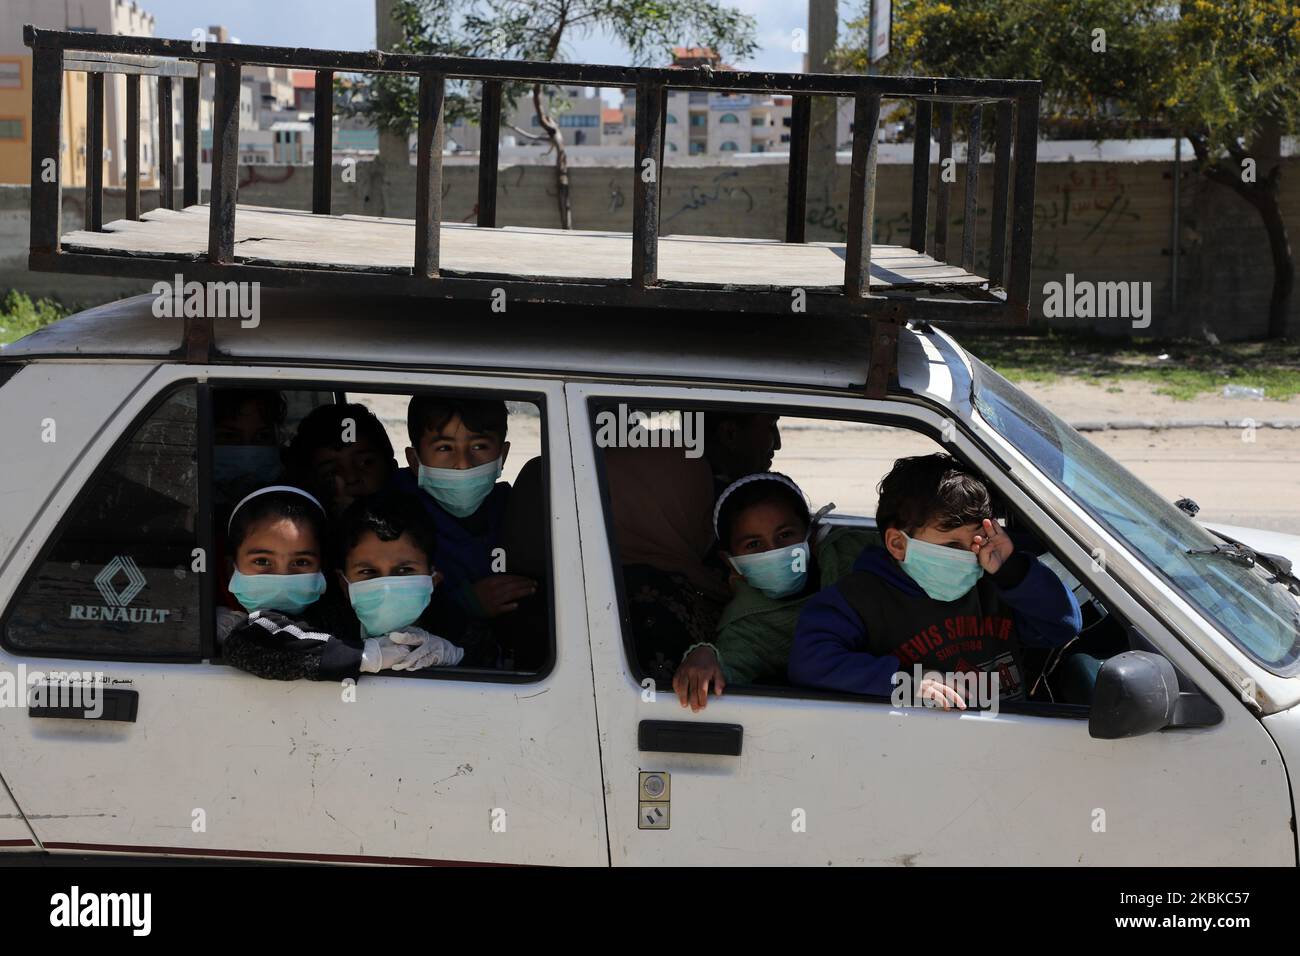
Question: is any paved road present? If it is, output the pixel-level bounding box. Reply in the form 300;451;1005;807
1085;427;1300;535
771;422;1300;537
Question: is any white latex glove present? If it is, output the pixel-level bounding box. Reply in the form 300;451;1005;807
388;626;465;670
360;635;414;673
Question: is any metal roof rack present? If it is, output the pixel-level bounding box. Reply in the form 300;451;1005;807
23;25;1040;396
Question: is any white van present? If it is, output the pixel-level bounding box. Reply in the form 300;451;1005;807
1;291;1297;867
6;25;1297;867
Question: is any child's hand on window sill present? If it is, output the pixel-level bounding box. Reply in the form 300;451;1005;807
673;645;726;712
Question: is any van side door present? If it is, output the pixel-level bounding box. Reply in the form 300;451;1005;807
0;363;606;865
567;381;1292;865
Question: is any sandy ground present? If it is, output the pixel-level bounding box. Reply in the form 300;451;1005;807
354;388;1300;536
1016;379;1300;424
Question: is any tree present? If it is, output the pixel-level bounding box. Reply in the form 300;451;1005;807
838;0;1300;338
357;0;757;229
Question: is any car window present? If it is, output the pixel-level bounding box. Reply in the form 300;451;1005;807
4;386;201;660
214;384;553;679
588;401;1127;713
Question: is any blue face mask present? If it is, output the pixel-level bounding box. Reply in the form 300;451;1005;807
349;575;435;637
229;570;326;615
214;445;281;486
728;539;810;599
899;535;984;602
416;458;502;518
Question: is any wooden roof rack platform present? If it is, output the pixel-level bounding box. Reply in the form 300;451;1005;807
23;26;1040;396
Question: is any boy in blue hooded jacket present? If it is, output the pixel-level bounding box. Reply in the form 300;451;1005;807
789;454;1082;708
393;395;537;620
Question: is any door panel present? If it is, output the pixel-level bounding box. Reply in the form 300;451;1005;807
567;382;1293;865
0;367;606;865
0;775;36;851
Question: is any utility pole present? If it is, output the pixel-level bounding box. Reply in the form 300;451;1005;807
806;0;838;240
375;0;406;214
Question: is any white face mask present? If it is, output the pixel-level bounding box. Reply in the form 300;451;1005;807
416;457;502;518
899;534;984;602
728;538;810;599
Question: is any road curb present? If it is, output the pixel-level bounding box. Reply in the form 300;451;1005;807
1071;419;1300;431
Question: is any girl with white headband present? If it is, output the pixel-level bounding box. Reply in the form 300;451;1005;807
220;485;444;680
672;472;877;712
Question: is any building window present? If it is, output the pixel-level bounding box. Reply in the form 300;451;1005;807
667;141;678;151
0;118;23;140
0;63;20;89
751;115;766;127
665;113;678;123
689;92;708;104
719;113;739;124
689;113;707;128
782;116;792;127
719;141;738;151
688;141;705;155
751;143;764;153
779;133;790;143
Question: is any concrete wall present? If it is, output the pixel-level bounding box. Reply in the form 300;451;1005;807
3;153;1297;338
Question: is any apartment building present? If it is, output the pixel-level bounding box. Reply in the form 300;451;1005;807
0;0;158;187
503;85;605;147
620;48;858;157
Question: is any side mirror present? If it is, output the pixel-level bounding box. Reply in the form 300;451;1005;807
1088;651;1179;739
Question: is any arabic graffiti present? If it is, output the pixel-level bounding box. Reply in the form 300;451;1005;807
663;170;755;224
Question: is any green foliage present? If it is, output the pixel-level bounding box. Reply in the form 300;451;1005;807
352;0;759;135
961;329;1300;400
840;0;1300;152
0;290;70;345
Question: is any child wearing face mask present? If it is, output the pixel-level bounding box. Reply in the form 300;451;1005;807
393;396;538;625
213;389;287;502
212;389;288;612
788;454;1082;708
335;493;467;669
221;486;446;681
672;473;876;712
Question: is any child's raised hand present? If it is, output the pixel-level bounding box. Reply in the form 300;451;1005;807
971;518;1014;574
672;646;726;713
473;574;537;616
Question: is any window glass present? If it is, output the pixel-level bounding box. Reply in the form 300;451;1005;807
5;387;200;659
591;403;1116;709
973;356;1300;671
214;386;552;678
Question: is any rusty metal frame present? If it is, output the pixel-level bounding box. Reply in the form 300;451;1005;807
23;25;1041;397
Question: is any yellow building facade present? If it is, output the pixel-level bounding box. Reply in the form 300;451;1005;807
0;53;91;188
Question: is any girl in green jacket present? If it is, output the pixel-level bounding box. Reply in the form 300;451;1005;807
673;472;877;711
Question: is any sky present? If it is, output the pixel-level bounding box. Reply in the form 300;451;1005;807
146;0;850;74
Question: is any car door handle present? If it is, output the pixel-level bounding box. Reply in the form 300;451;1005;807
638;719;742;756
28;687;138;723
